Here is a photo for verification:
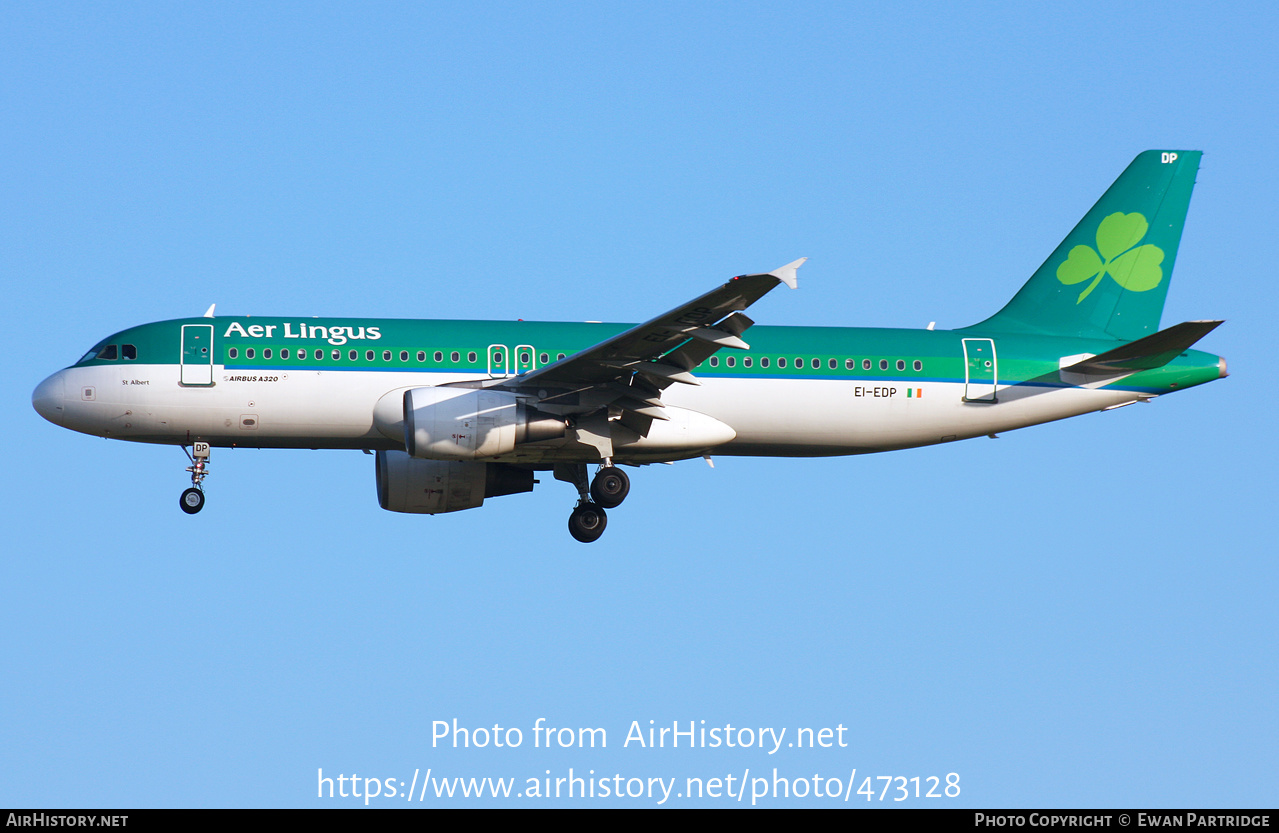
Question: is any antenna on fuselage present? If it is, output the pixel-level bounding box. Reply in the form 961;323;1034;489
203;304;216;318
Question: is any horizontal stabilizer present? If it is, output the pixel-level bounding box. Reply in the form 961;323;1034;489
1062;320;1223;376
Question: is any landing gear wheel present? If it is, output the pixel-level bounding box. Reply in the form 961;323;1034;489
181;443;211;513
180;488;205;515
568;503;608;543
590;467;630;509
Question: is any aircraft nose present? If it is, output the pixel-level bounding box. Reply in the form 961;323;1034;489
32;371;66;426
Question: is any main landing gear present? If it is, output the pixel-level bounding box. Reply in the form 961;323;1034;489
568;502;608;543
590;465;630;509
179;442;210;515
556;461;631;543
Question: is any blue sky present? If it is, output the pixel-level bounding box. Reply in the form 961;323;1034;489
3;1;1275;807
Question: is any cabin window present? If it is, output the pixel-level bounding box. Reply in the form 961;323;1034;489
557;353;566;360
845;359;854;369
435;351;443;362
467;351;477;363
451;351;460;363
331;349;341;360
492;350;503;363
863;359;872;370
709;356;719;367
97;345;118;360
540;352;549;364
263;349;272;360
897;359;906;371
349;350;358;360
811;358;820;369
122;344;137;360
914;360;922;371
379;350;389;361
398;350;407;362
246;348;255;360
879;359;888;371
417;351;425;362
761;357;770;368
520;351;531;364
281;348;289;359
314;349;324;360
228;348;238;359
778;357;787;368
726;356;735;368
828;358;837;369
744;357;752;367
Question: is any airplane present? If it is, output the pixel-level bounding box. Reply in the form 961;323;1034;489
31;150;1226;542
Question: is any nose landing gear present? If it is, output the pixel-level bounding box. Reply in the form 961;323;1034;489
180;442;210;515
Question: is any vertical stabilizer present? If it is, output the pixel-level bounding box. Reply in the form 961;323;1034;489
970;150;1201;341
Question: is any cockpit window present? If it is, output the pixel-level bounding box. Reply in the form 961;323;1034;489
79;349;98;364
122;344;137;360
96;344;119;361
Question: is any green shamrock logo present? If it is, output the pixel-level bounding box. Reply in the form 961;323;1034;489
1056;212;1165;303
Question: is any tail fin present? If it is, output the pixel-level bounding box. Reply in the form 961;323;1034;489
970;150;1201;341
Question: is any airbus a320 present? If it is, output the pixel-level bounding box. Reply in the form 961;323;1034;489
32;151;1226;541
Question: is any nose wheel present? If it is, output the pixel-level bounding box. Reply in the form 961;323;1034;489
180;487;205;514
180;442;210;515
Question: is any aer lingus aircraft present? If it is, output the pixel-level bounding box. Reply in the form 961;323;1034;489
33;150;1225;541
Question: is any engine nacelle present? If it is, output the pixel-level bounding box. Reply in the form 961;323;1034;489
375;450;534;514
402;387;564;460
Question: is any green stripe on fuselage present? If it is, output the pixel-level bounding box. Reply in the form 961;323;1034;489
69;316;1223;396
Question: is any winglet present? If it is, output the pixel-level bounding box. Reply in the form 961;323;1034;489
203;304;216;318
769;257;806;289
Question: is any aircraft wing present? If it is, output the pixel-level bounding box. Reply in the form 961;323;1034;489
498;258;804;425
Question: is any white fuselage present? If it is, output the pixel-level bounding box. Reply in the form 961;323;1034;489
34;360;1142;462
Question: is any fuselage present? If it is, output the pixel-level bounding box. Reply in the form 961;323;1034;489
31;315;1226;462
28;152;1225;542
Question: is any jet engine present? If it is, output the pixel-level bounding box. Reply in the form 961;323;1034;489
402;387;564;460
375;450;534;514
